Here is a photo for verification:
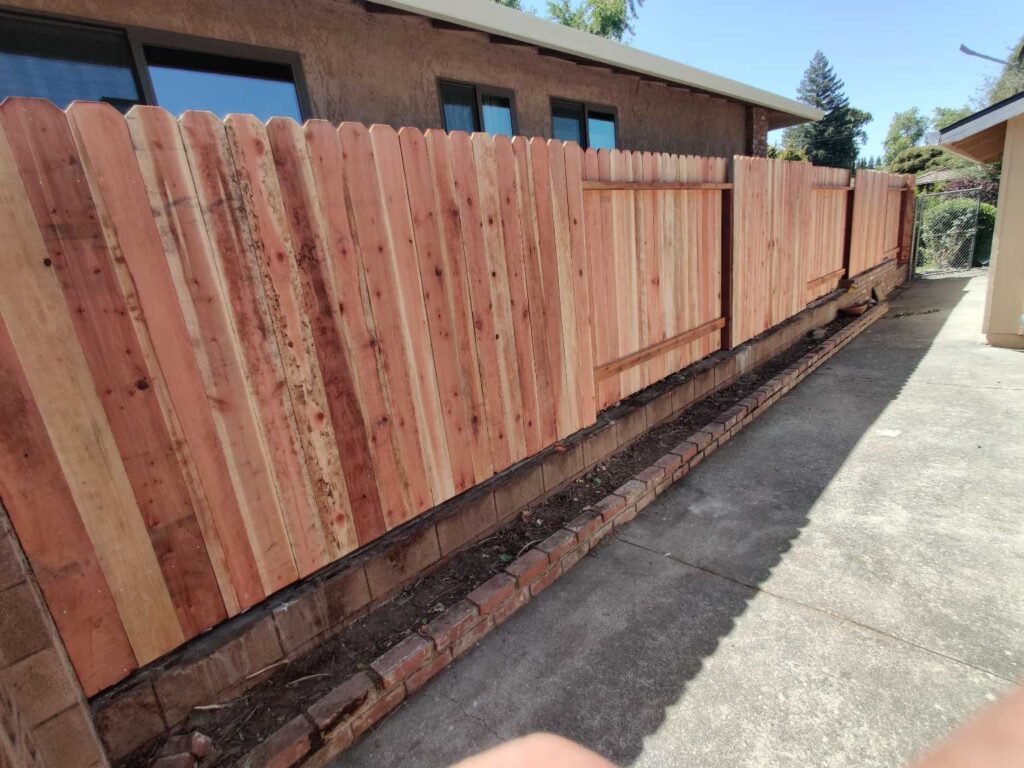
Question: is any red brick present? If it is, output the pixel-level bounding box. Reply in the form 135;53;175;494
370;635;433;689
738;396;759;412
537;530;576;561
589;524;610;548
504;549;549;587
238;715;313;768
160;731;212;759
561;542;590;572
350;683;405;738
96;680;166;761
322;566;371;626
466;573;517;615
435;492;498;556
5;648;77;727
633;466;665;488
689;431;713;452
0;583;51;666
493;464;545;522
530;563;562;596
614;479;648;505
493;589;529;625
405;648;452;694
153;756;195;768
303;722;353;768
591;494;627;522
580;423;617;467
33;703;106;768
365;526;441;601
670;441;698;462
541;442;585;491
702;422;726;440
672;463;691;482
307;671;375;731
564;510;602;541
419;601;479;652
614;504;639;527
653;452;683;475
452;616;494;659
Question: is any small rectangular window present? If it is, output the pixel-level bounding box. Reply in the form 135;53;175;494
552;99;585;145
0;12;142;111
439;79;516;137
550;98;618;150
144;46;303;121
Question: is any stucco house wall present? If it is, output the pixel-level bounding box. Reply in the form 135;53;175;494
2;0;764;157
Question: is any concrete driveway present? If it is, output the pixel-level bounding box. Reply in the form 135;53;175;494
337;273;1023;768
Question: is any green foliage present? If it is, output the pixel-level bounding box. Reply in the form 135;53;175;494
882;108;927;166
983;34;1024;105
856;155;882;169
973;202;998;265
887;145;972;175
932;105;973;131
919;198;994;269
546;0;645;41
492;0;526;7
781;52;871;170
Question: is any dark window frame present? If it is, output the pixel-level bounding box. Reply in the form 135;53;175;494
437;77;518;136
0;6;314;120
550;97;619;149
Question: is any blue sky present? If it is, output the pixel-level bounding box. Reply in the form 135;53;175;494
524;0;1024;159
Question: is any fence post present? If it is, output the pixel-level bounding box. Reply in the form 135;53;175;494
720;185;734;350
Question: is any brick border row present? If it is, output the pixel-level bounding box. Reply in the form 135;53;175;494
235;303;890;767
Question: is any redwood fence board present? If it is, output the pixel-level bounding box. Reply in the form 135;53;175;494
0;100;910;696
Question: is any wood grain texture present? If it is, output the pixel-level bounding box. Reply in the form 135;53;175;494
0;103;887;695
0;107;183;665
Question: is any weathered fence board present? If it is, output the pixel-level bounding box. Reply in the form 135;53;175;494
0;99;911;696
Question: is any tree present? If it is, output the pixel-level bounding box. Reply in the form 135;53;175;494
492;0;526;7
882;108;927;167
886;145;972;175
546;0;645;41
781;51;871;169
932;105;973;131
983;34;1024;105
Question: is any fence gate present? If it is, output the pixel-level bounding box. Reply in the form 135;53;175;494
911;187;985;275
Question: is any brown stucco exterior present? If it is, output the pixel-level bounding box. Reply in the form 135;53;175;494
2;0;768;157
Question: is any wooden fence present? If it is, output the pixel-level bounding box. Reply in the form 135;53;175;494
0;98;912;696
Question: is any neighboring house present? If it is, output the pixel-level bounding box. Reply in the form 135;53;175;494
0;0;818;158
914;167;976;188
939;91;1024;349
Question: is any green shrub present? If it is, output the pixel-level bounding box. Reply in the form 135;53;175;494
919;198;993;269
973;203;997;266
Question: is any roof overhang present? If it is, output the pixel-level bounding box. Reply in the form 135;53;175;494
938;91;1024;164
368;0;822;129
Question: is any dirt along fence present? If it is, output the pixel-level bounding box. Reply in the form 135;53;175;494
0;97;913;699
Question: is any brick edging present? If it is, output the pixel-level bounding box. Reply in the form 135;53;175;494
236;303;890;767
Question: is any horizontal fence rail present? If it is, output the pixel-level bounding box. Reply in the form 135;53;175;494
0;98;913;696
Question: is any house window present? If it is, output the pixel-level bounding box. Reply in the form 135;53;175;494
439;79;516;137
551;98;618;150
0;12;143;111
0;10;311;119
142;46;303;121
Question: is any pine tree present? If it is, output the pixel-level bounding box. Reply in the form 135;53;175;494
782;52;871;169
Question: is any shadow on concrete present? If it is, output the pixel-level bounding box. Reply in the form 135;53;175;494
340;276;977;767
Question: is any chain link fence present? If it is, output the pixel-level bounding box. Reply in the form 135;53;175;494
911;187;986;275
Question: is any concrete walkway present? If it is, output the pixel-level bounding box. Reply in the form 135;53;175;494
338;273;1023;768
